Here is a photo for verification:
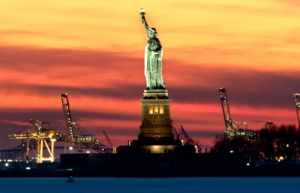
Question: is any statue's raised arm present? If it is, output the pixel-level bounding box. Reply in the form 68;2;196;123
140;9;154;40
141;13;149;31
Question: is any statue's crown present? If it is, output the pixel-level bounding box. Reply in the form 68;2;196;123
149;28;157;33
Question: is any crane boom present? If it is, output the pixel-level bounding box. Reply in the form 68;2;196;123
61;93;76;141
294;93;300;129
103;130;113;148
219;88;239;137
60;93;112;153
170;119;180;140
180;125;190;139
180;125;193;145
219;88;254;137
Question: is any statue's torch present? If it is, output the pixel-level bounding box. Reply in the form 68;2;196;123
140;8;146;16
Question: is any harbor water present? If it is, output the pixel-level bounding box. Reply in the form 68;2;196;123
0;177;300;192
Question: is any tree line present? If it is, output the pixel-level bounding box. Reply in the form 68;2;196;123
213;124;300;161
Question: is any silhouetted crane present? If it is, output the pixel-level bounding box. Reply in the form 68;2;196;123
294;93;300;129
61;93;111;153
170;119;201;151
170;119;181;140
219;87;254;137
103;130;113;148
7;119;60;163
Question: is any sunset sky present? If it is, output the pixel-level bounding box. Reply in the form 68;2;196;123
0;0;299;152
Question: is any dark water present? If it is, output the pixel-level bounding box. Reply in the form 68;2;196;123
0;177;299;192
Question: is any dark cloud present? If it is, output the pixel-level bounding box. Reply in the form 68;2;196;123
0;83;144;100
1;64;298;109
164;61;299;109
0;108;139;126
186;130;224;139
0;45;142;73
0;121;36;149
0;44;298;117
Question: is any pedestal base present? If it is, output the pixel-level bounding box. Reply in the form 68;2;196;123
116;90;196;154
143;89;168;99
139;97;173;139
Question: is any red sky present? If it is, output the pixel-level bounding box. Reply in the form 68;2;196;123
0;0;299;151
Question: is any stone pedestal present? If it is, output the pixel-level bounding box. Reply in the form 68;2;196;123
139;91;173;139
139;98;174;140
117;89;195;154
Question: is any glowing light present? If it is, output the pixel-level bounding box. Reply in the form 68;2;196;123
5;163;9;166
69;147;73;150
160;106;164;114
86;151;90;154
26;167;31;170
154;106;158;114
149;106;153;114
279;156;284;160
247;163;250;166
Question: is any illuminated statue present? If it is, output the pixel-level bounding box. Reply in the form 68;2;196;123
140;9;165;90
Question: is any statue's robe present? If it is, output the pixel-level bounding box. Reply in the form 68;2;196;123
145;37;164;89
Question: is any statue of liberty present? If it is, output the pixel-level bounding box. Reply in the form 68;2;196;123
140;9;165;90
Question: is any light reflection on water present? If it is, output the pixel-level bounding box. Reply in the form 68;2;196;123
0;177;300;193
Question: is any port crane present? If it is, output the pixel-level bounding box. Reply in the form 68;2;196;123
61;93;112;153
180;125;198;146
61;93;99;153
170;119;181;140
219;87;254;137
7;119;60;163
170;119;201;151
103;130;113;148
294;93;300;129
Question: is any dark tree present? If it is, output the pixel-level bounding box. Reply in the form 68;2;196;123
213;124;300;161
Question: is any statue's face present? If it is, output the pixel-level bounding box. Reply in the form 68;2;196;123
149;31;155;38
148;31;157;38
